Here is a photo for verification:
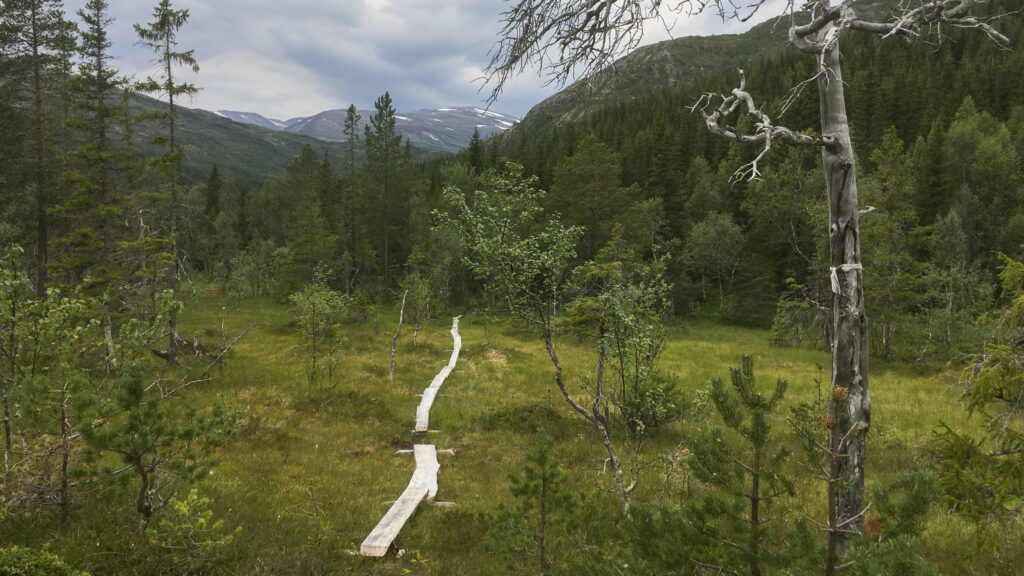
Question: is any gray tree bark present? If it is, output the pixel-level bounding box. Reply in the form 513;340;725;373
389;290;408;382
815;16;870;555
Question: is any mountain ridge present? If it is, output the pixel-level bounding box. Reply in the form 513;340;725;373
216;106;519;155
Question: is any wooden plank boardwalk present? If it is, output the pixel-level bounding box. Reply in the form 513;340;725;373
415;316;462;433
360;445;439;556
360;316;462;557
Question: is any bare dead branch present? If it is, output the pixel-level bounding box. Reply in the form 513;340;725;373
691;69;835;182
198;324;252;380
482;0;781;104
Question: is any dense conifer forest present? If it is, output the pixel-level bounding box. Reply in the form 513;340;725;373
1;0;1023;574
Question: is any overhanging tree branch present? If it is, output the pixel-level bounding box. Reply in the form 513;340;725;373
691;69;835;181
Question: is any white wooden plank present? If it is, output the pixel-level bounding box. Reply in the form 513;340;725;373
360;445;439;557
362;316;462;557
413;317;461;432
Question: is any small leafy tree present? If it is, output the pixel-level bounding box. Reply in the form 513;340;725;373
489;430;577;576
0;245;34;476
18;289;98;529
562;232;684;512
440;164;678;516
227;239;282;299
1;245;101;528
145;488;241;575
687;355;812;575
401;245;432;346
682;212;743;306
289;267;351;392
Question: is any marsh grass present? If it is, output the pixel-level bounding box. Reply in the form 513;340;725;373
1;294;1008;574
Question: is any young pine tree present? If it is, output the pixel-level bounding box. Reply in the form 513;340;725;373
489;430;577;576
687;355;812;576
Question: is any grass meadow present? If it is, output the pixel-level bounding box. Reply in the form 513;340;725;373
3;291;1018;574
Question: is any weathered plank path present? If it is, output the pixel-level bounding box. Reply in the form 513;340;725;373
360;445;439;556
360;316;462;557
415;316;462;433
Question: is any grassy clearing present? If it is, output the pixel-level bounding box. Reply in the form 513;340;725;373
0;292;1006;574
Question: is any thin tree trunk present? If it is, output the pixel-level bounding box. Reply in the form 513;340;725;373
818;15;870;554
1;360;10;476
31;6;48;299
389;290;408;382
544;331;631;516
58;381;71;530
750;446;761;576
2;299;16;475
166;37;181;366
102;301;118;370
539;469;548;576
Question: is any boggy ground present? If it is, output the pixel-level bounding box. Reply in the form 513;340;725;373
2;291;1016;575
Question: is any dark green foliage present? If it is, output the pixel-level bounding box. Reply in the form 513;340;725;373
687;355;811;576
79;363;235;531
0;0;76;295
363;91;410;297
861;128;926;359
489;430;577;576
278;145;337;295
836;471;941;576
548;135;632;260
931;253;1024;524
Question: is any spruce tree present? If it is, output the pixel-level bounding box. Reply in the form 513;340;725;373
363;92;404;299
0;0;75;297
340;104;362;293
861;128;924;359
467;126;483;174
134;0;199;365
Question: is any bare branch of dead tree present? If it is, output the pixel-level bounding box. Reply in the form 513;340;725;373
691;69;835;182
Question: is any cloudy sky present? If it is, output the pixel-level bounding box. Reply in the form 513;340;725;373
63;0;785;120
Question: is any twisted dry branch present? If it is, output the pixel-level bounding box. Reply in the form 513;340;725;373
691;69;835;182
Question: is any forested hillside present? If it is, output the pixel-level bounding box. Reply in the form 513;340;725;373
2;0;1023;574
474;4;1024;359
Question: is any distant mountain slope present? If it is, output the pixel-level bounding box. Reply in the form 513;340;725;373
509;0;895;137
215;110;290;131
129;95;442;188
217;106;519;154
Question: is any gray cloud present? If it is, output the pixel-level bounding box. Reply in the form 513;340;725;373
63;0;772;119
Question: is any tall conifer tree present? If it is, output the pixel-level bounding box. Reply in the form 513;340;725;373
363;92;404;298
0;0;75;297
134;0;198;365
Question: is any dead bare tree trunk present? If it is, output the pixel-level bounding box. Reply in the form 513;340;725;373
102;301;118;370
58;379;71;530
389;290;408;382
198;325;252;380
814;16;870;556
480;0;1009;564
1;362;11;476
